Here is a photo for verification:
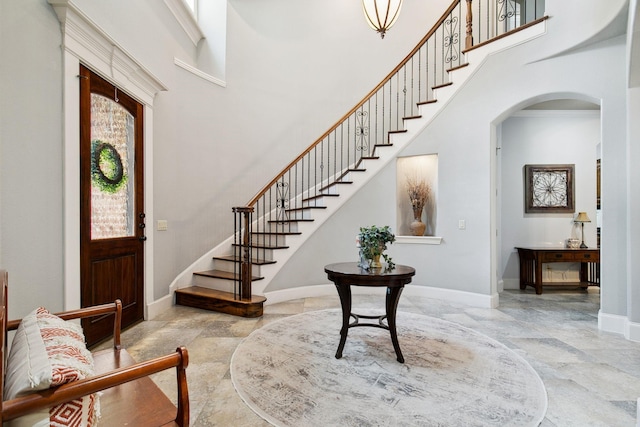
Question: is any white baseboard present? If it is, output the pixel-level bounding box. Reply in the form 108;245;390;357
402;285;499;308
265;284;499;309
146;293;174;320
599;310;640;342
627;320;640;342
264;285;337;304
598;310;626;334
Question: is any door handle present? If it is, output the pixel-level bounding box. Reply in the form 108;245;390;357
138;212;146;241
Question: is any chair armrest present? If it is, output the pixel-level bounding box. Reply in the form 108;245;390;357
8;300;123;349
2;346;189;426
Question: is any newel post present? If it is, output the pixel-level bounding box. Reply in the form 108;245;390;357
232;206;254;300
465;0;473;50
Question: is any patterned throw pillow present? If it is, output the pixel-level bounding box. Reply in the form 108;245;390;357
5;307;98;426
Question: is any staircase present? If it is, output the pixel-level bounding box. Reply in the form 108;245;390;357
174;0;548;317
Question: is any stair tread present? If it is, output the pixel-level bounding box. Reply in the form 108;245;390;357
285;206;327;212
417;99;437;106
432;82;453;89
194;269;264;281
268;218;314;223
303;194;340;202
251;231;302;235
447;62;469;72
231;243;289;249
320;181;353;190
176;286;266;304
212;255;277;265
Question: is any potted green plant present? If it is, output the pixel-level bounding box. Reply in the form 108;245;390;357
358;225;396;269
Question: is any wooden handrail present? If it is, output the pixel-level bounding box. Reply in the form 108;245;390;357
247;0;463;207
7;300;123;350
462;15;549;54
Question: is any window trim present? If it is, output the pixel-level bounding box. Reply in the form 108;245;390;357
164;0;205;46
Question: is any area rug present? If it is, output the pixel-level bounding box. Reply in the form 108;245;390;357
230;309;547;427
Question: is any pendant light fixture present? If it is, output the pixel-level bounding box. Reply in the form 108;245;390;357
362;0;403;39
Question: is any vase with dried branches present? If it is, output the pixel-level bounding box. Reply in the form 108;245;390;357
406;175;431;236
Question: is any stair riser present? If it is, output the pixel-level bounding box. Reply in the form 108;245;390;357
320;186;339;195
193;276;236;293
283;210;312;220
265;222;299;233
302;198;326;208
235;247;278;260
213;259;264;275
250;235;288;247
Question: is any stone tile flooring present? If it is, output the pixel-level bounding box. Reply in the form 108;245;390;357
112;287;640;426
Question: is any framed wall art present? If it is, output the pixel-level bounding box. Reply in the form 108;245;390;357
524;164;575;213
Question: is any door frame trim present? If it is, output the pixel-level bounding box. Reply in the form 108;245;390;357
52;1;166;314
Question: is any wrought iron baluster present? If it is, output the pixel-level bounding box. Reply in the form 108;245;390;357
356;110;369;154
444;13;460;66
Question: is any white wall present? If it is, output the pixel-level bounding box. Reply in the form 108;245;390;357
625;0;640;338
0;0;65;317
499;111;600;289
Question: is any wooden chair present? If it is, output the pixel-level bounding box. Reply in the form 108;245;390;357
0;270;190;426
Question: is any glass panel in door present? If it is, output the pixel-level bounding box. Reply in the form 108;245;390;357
90;94;135;239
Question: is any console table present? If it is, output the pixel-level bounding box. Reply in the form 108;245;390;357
324;262;415;363
515;247;600;295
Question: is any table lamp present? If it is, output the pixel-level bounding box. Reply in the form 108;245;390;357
574;212;591;248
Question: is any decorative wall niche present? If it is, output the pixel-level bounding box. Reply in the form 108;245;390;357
396;155;438;237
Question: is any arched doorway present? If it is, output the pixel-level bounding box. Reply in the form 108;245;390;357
493;97;601;296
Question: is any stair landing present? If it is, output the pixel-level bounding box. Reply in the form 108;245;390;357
175;286;266;318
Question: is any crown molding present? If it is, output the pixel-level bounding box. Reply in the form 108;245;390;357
47;0;167;105
163;0;205;47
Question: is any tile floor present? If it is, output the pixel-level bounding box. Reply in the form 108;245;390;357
110;287;640;426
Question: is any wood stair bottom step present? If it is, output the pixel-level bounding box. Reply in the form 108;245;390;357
175;286;266;318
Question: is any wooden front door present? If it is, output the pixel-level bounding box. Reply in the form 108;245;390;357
79;65;145;347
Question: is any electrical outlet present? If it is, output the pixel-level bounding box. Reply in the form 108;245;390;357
157;220;168;231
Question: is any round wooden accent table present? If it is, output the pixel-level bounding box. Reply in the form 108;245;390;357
324;262;416;363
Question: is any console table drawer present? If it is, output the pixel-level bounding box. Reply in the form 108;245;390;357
573;252;599;262
539;251;574;262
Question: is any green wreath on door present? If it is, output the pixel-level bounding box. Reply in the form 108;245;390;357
91;140;128;193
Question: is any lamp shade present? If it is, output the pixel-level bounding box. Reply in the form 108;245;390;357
575;212;591;223
362;0;403;39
